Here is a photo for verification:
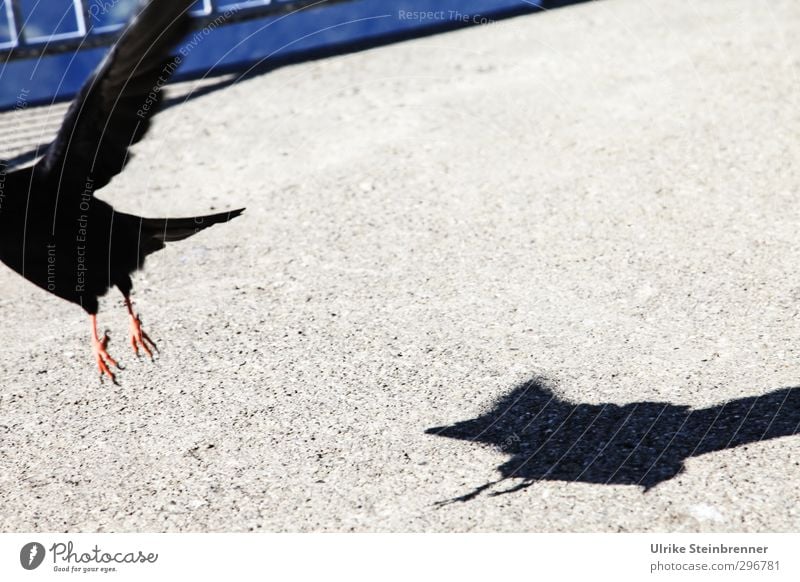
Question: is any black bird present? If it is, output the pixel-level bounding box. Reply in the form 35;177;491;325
0;0;243;382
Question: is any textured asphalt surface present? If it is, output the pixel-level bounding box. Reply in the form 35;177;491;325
2;0;800;532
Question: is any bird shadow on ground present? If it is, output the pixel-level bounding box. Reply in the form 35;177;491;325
426;377;800;503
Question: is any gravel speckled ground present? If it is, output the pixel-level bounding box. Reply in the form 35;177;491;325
2;0;800;532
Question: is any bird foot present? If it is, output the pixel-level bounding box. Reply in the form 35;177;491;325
92;330;120;384
129;315;158;360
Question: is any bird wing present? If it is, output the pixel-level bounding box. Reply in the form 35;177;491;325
1;163;33;199
34;0;195;195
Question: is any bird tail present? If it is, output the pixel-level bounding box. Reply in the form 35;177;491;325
139;208;245;243
135;208;245;257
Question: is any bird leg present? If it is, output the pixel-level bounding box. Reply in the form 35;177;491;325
125;296;158;359
90;315;119;383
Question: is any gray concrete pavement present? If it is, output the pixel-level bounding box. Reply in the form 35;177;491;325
2;0;800;531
